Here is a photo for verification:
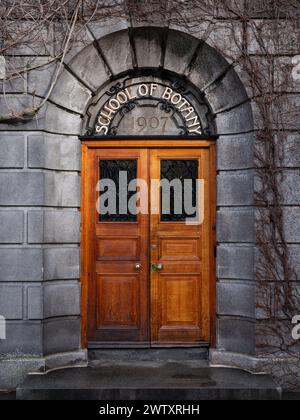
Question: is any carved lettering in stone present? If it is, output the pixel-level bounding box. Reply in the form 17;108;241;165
95;82;203;136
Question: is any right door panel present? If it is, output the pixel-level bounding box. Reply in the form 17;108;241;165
150;148;212;346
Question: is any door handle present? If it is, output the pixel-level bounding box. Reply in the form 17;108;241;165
151;263;164;272
135;263;142;271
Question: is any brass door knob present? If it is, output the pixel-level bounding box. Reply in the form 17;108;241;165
135;263;142;270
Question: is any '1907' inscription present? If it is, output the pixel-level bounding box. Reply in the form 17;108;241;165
95;83;203;136
129;116;170;133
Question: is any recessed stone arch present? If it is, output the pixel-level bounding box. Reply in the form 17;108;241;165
44;27;255;367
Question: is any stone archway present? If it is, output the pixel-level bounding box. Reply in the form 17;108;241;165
44;27;255;367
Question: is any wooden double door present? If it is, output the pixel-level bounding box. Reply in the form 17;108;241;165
82;141;216;348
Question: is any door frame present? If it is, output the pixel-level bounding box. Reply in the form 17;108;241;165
80;138;217;349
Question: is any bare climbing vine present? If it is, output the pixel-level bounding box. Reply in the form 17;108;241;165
1;0;300;388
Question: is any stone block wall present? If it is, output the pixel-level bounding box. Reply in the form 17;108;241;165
0;132;82;361
0;21;90;385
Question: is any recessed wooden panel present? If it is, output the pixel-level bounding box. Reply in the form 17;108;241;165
96;275;139;328
97;237;140;260
96;261;140;274
160;276;201;327
159;237;200;260
155;261;202;274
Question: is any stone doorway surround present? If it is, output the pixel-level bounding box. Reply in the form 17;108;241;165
0;26;256;389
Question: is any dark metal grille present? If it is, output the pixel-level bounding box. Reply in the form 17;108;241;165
160;160;199;222
99;160;137;222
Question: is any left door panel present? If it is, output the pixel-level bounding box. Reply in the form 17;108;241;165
86;148;149;347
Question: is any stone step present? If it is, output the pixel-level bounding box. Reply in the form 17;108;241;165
16;362;281;400
88;348;209;366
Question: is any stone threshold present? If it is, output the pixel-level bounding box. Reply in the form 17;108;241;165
16;362;281;400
